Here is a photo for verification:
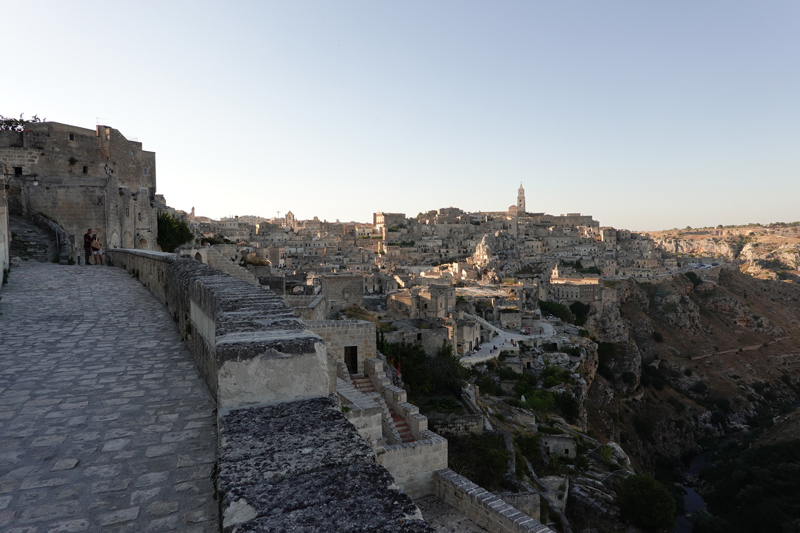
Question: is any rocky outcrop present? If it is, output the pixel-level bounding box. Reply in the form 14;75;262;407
654;237;741;259
706;296;784;335
585;299;628;343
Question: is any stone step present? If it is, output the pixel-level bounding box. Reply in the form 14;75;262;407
9;215;59;263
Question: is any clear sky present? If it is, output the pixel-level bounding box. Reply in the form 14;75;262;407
3;1;798;231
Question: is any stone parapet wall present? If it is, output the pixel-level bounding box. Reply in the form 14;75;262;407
107;249;331;409
107;249;434;531
219;397;433;532
434;469;555;533
377;431;448;500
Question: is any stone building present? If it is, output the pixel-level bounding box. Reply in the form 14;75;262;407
306;320;376;375
387;284;456;320
541;434;576;458
373;212;407;231
445;313;482;354
319;272;365;316
0;122;159;259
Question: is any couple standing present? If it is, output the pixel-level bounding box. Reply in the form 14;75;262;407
83;229;104;265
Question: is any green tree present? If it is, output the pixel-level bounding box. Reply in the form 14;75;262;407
157;212;195;252
616;475;676;532
0;113;45;131
569;301;591;326
538;300;575;323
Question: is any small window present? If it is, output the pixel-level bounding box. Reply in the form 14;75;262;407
14;167;23;176
142;168;148;176
126;208;130;217
417;333;422;341
82;166;88;174
138;213;142;221
68;133;75;141
131;150;135;156
564;449;569;456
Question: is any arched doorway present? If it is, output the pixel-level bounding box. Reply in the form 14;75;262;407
195;253;203;263
137;238;148;249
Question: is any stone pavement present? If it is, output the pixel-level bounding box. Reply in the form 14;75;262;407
0;261;218;532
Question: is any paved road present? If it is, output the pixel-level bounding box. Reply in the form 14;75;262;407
0;261;218;532
460;316;555;367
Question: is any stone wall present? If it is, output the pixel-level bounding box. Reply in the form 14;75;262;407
107;249;434;531
218;397;432;532
497;492;542;523
0;177;8;287
107;249;332;409
500;310;522;329
284;294;326;321
433;469;554;533
377;432;448;499
427;413;484;436
321;273;365;316
306;320;376;375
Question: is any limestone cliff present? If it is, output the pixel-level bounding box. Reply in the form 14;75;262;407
583;268;800;471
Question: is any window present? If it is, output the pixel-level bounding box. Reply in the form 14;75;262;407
417;333;422;341
564;449;569;456
142;168;148;176
138;213;142;221
68;133;75;141
14;167;22;176
131;150;135;156
82;166;88;174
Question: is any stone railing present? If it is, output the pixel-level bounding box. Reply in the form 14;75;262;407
108;249;331;408
434;469;555;533
106;249;434;531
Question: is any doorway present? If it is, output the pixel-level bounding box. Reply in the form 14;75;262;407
344;346;358;374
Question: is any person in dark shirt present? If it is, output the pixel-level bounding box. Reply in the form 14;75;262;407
83;229;93;265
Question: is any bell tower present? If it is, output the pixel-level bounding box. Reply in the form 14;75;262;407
517;183;526;214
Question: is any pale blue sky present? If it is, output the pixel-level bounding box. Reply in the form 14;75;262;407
3;1;798;230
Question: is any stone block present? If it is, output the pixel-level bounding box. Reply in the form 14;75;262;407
217;397;375;493
221;464;432;532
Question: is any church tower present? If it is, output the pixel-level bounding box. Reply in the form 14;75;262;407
517;183;526;214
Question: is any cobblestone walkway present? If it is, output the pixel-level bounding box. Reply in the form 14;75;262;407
0;261;218;532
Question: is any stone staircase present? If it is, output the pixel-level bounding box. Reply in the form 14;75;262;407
351;375;414;443
9;215;58;263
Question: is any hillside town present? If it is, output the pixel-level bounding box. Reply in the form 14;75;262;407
172;183;718;355
10;121;799;533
